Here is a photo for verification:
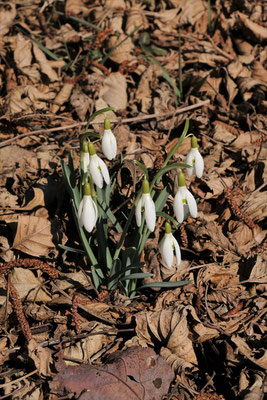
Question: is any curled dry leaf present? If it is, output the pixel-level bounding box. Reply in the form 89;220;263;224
232;11;267;43
50;346;174;400
107;33;135;64
125;5;149;35
98;72;127;110
231;335;267;370
52;83;74;113
0;2;16;36
12;215;55;257
70;89;91;120
14;34;32;70
33;44;59;82
135;308;198;368
65;0;90;17
63;323;116;365
28;339;53;377
0;268;51;305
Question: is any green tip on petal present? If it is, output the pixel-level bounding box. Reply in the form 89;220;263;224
104;117;110;130
84;182;91;196
191;135;198;148
83;142;89;153
165;221;172;234
88;142;96;156
142;178;150;194
178;171;186;187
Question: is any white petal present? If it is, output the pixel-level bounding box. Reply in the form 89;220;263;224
97;157;111;185
144;194;156;232
173;190;184;223
185;188;198;218
194;149;204;178
159;234;174;268
83;153;90;172
186;149;194;177
82;195;98;233
89;155;103;188
172;236;181;266
135;196;143;227
78;198;84;227
102;129;117;160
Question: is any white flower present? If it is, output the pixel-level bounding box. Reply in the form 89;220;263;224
186;135;204;178
102;117;117;160
83;151;90;172
88;142;110;189
135;179;156;232
159;223;181;268
78;184;98;233
173;172;197;223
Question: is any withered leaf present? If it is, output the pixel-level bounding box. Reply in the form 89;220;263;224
50;346;174;400
13;215;55;257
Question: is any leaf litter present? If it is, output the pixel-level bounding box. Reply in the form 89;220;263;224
0;0;266;399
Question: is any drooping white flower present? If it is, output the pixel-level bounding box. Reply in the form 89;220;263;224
88;142;110;189
102;117;117;160
82;142;90;172
173;172;197;223
159;222;181;268
135;178;156;232
78;183;98;233
186;135;204;178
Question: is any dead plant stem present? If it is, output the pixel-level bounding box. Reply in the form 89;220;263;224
0;100;210;148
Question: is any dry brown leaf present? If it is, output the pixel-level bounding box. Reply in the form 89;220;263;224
65;0;90;17
98;72;127;110
14;34;32;70
107;33;135;64
33;44;59;82
12;215;55;257
125;5;149;35
50;346;174;400
231;335;267;370
70;89;91;121
52;83;74;113
135;309;198;368
21;188;45;210
28;339;53;377
232;11;267;43
0;2;16;36
63;323;116;364
0;268;51;305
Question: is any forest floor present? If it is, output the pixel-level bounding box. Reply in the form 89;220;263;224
0;1;266;399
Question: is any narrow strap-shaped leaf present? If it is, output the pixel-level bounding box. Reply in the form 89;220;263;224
137;280;192;290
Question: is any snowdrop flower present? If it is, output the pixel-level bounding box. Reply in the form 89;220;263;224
102;117;117;160
186;135;204;178
88;142;110;189
173;172;197;223
82;142;90;172
159;222;181;268
78;182;98;233
135;178;156;232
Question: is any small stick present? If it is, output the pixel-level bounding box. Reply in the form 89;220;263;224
0;100;210;148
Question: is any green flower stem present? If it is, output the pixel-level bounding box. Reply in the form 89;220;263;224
162;118;189;169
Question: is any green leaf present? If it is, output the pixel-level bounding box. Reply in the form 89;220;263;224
56;10;103;31
137;280;192;290
85;107;117;131
28;36;62;61
58;244;85;254
61;156;80;211
134;160;149;180
121;272;153;281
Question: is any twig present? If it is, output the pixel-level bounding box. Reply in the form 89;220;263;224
0;100;210;148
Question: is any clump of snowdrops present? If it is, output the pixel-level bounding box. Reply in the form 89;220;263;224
61;108;204;297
